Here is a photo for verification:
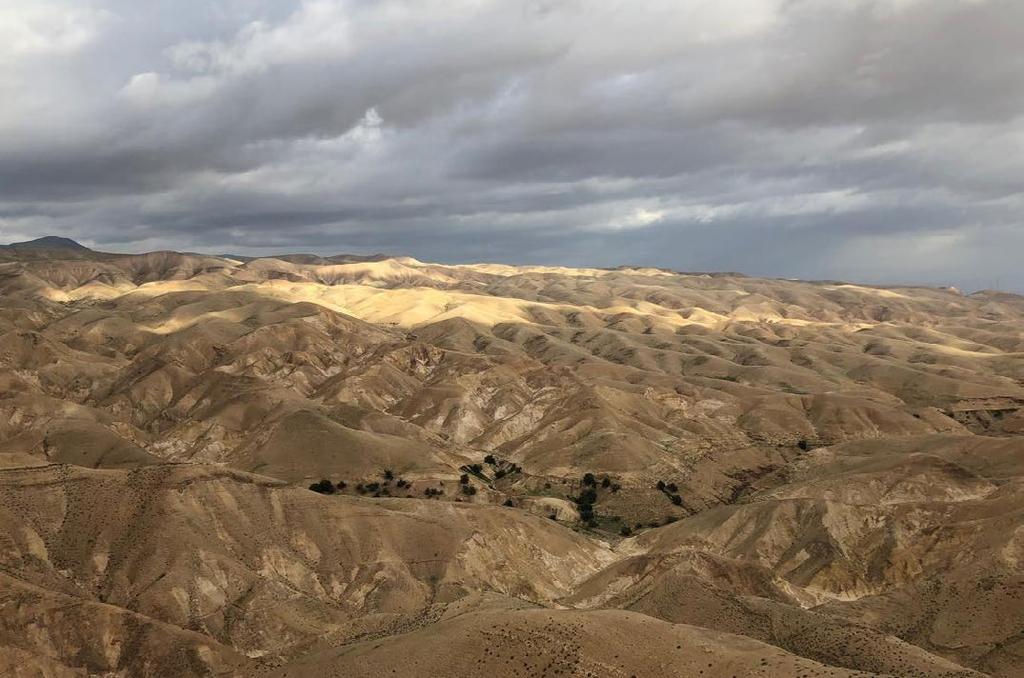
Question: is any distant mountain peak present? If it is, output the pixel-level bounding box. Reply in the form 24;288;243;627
7;235;90;250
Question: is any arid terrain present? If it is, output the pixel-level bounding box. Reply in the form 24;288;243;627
1;237;1022;677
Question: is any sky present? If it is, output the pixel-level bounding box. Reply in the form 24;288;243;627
1;0;1022;291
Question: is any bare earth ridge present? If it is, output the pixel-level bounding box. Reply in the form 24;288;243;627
1;243;1022;676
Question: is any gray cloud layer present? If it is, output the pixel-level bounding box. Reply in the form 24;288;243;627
2;0;1022;290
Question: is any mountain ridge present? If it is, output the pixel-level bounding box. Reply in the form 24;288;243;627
4;235;91;250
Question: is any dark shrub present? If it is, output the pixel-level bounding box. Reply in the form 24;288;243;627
460;473;470;485
503;498;514;507
461;485;477;496
382;468;395;481
484;454;496;465
336;480;347;490
601;477;611;488
669;494;683;506
309;479;335;494
656;480;666;492
610;483;621;493
798;439;809;451
666;482;678;493
619;525;633;537
582;473;596;487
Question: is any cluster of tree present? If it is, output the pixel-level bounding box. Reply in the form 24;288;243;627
655;480;683;506
310;468;416;500
483;454;523;479
493;465;522;479
308;479;338;494
457;473;478;496
572;477;600;527
568;472;628;529
583;472;620;492
423;487;444;498
356;481;383;496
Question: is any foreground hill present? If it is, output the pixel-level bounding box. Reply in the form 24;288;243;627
0;243;1021;676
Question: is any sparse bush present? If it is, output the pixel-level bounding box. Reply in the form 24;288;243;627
503;498;514;507
665;482;678;493
610;483;621;493
494;469;506;479
336;480;347;490
798;439;809;451
461;485;477;496
601;477;611;488
620;525;633;537
382;468;395;481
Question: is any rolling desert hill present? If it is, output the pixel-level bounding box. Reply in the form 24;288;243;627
0;239;1022;676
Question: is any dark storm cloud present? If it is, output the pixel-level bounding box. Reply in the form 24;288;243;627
1;0;1022;290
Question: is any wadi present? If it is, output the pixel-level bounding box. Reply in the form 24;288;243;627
1;236;1022;677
